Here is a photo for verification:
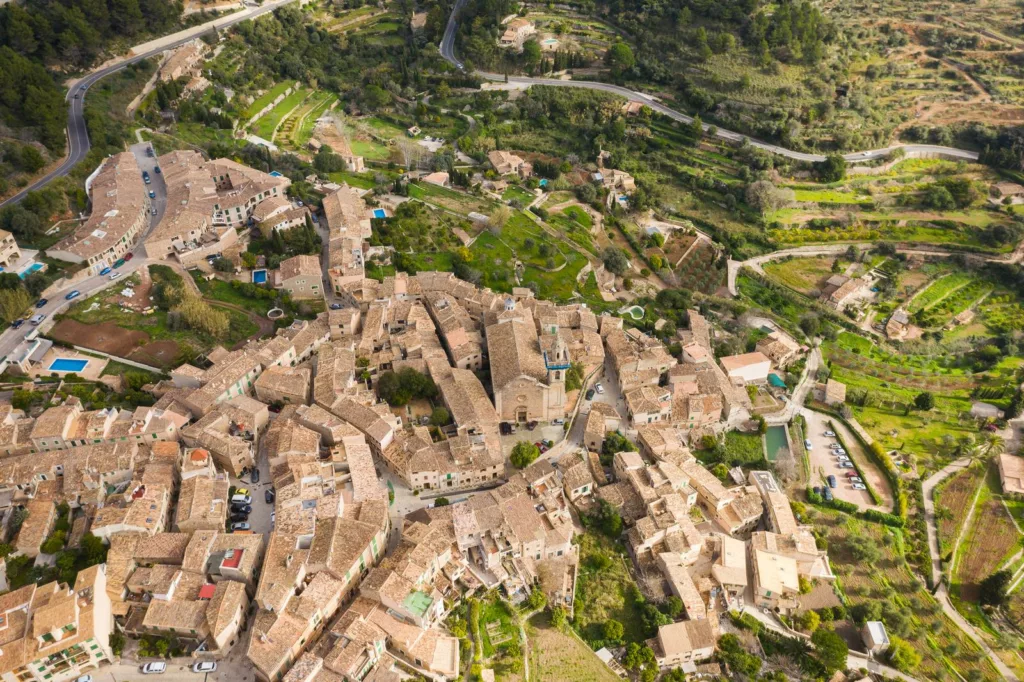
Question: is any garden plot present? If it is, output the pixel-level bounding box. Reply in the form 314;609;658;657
954;466;1022;603
763;256;838;296
935;465;985;555
254;87;312;141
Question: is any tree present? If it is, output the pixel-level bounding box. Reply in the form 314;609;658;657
979;569;1012;606
433;497;450;506
795;609;820;633
526;587;547;611
376;367;438;406
549;605;568;631
605;41;635;75
815;153;847;183
602;247;629;275
429;407;450;426
522;39;542;69
80;533;107;565
40;530;66;555
914;391;935;411
745;180;794;214
489;205;511;232
0;287;32;323
212;257;234;273
887;636;922;672
588;498;623;537
565;362;584;392
811;627;848;674
510;441;540;468
603;619;624;641
241;251;257;269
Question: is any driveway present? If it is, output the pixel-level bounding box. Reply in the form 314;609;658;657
802;409;883;510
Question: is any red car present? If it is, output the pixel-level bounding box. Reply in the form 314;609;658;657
846;471;859;478
124;253;134;261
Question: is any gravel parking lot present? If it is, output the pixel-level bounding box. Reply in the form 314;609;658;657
802;409;878;509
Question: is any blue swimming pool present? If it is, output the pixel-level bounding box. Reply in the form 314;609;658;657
49;358;89;372
18;262;44;279
372;208;387;219
252;269;268;284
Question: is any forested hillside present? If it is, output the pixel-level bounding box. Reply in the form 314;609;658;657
0;0;183;154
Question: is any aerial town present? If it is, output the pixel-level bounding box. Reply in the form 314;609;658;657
5;0;1024;678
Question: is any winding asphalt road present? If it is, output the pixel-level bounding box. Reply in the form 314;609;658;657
439;0;979;165
0;0;302;211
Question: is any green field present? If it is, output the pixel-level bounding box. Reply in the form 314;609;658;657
244;81;297;120
255;88;311;140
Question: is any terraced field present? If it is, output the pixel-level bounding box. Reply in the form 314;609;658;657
283;91;337;148
254;87;312;140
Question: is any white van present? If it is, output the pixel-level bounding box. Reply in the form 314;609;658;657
30;314;46;326
231;494;251;505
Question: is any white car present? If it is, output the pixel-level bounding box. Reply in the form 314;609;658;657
141;663;167;675
804;439;812;450
192;662;217;673
836;455;850;462
595;383;604;394
109;271;122;280
839;461;855;468
852;483;867;490
75;676;93;682
824;431;836;437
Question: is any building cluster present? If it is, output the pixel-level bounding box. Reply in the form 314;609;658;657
144;151;291;265
158;40;209;95
49;152;151;273
0;231;828;680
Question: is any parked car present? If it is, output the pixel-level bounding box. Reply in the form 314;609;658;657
30;313;46;326
812;486;822;496
251;468;260;483
849;477;863;483
265;488;275;504
499;422;512;435
271;511;275;527
804;439;813;450
552;418;565;425
99;267;111;276
11;319;24;329
125;253;134;261
231;494;251;505
231;504;252;514
839;461;855;468
230;513;248;523
65;291;80;300
141;663;167;674
851;483;867;490
154;166;161;174
230;522;251;532
235;488;249;496
113;258;125;268
35;299;48;308
526;420;538;431
585;388;595;400
823;431;836;437
595;383;604;394
846;471;860;478
192;662;217;673
823;487;834;502
826;475;837;488
148;190;155;199
75;676;93;682
330;303;343;310
151;208;158;215
142;171;151;184
109;272;121;280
